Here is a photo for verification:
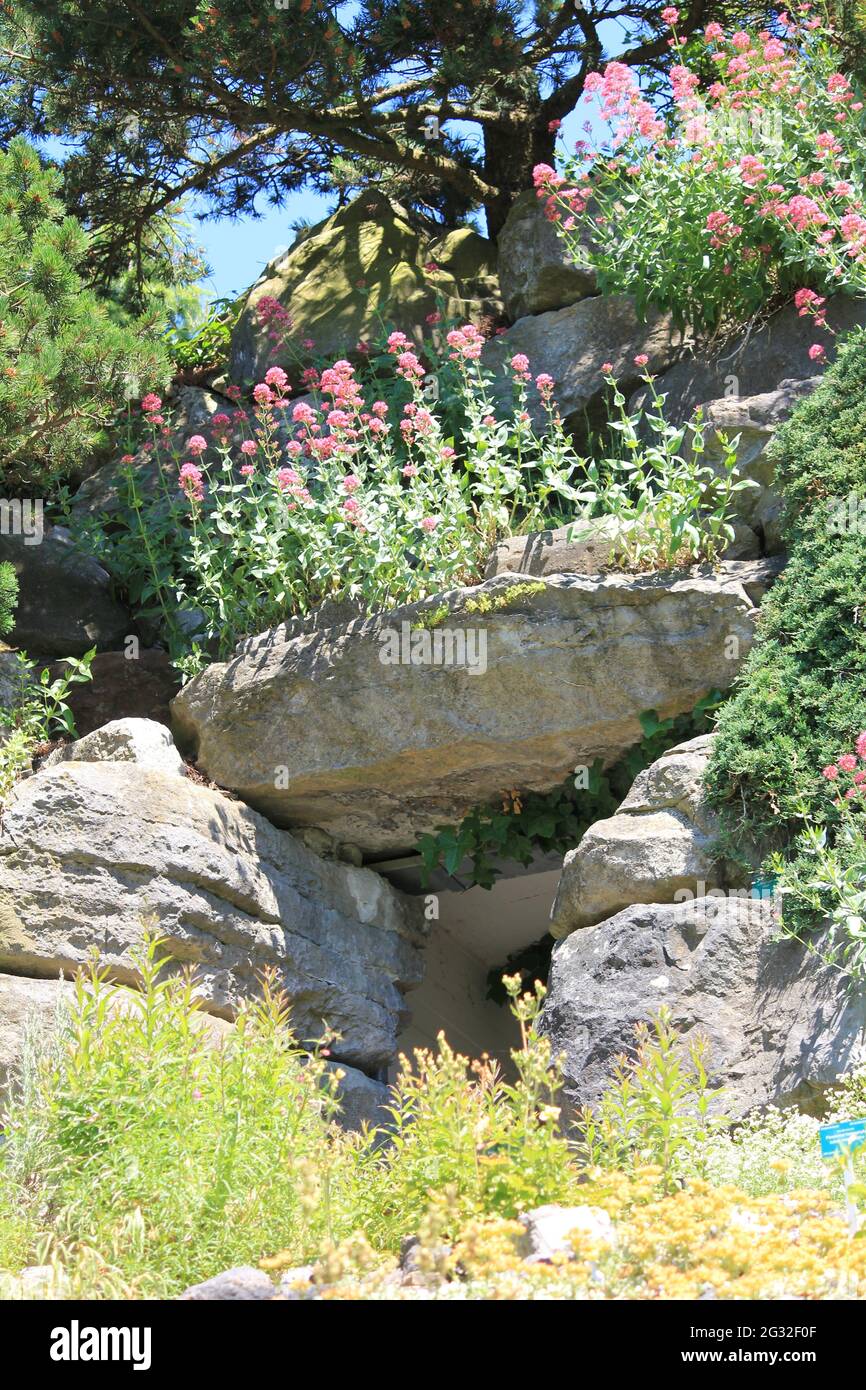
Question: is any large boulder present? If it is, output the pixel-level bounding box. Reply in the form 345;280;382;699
44;717;186;777
172;563;774;858
635;293;866;427
497;189;597;320
541;896;866;1116
0;750;425;1073
0;528;131;657
230;192;501;384
549;734;726;939
480;295;683;430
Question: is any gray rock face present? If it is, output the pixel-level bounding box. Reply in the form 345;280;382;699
497;190;598;320
0;762;425;1072
171;564;771;858
179;1266;276;1301
549;734;725;939
519;1205;615;1262
636;294;866;427
484;514;759;580
480;294;683;430
45;717;186;777
0;529;130;657
541;897;866;1116
681;380;818;554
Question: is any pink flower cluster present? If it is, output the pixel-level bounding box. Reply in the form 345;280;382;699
822;733;866;801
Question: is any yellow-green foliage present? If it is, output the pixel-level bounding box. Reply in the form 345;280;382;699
1;943;864;1300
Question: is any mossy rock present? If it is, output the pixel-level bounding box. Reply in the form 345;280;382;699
229;190;502;382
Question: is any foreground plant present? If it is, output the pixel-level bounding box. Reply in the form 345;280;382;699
0;648;93;803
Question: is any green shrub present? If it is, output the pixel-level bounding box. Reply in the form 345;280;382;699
0;137;168;492
0;562;17;636
705;326;866;962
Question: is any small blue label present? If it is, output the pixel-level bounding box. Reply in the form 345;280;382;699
820;1119;866;1159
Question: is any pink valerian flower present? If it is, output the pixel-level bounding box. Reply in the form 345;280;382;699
441;446;456;461
264;365;289;391
225;384;242;401
178;462;205;503
856;732;866;760
838;754;858;772
275;467;304;492
634;354;649;367
446;324;485;361
292;401;317;426
815;130;842;156
253;383;274;406
601;361;614;374
704;22;723;41
823;764;840;780
510;353;531;381
402;463;419;478
187;434;207;456
808;343;826;361
240;463;255;477
386;330;410;353
662;6;679;24
396;351;425;380
141;393;162;413
420;516;440;532
120;454;135;466
535;373;555;399
341;473;361;493
548;118;562;133
240;439;257;456
371;400;388;418
425;311;442;325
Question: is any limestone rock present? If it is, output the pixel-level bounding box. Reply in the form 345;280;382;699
0;762;425;1072
549;734;724;939
45;717;186;777
497;189;597;320
541;896;866;1115
681;380;818;554
171;563;773;858
519;1205;616;1262
484;514;758;580
179;1266;276;1301
230;192;501;383
635;294;866;426
0;528;130;657
480;294;683;430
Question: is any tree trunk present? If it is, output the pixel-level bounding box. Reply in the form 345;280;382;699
481;115;556;240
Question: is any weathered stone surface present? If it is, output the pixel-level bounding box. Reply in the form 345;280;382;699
172;563;772;858
519;1205;615;1262
326;1061;390;1132
0;529;130;657
0;762;425;1071
179;1266;276;1301
47;648;181;736
549;734;725;939
45;717;186;777
497;189;597;320
634;294;866;426
484;514;759;580
541;897;866;1116
681;380;818;554
230;192;501;383
481;294;683;430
